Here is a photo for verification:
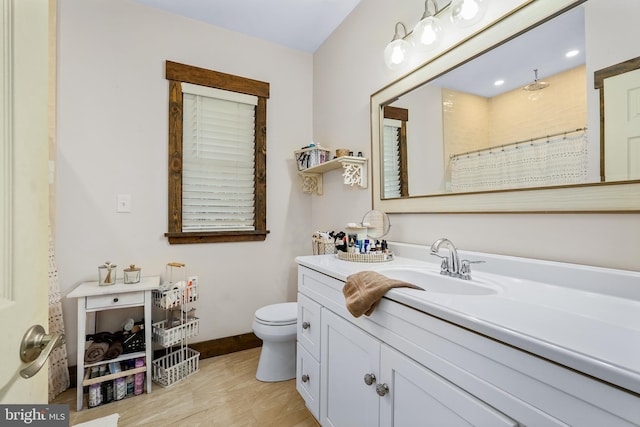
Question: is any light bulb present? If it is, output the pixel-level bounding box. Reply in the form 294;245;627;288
384;38;412;70
450;0;486;27
413;16;442;51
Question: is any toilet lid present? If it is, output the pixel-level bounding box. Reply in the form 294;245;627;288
255;302;297;325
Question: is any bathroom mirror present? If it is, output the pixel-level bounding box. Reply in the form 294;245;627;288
362;210;391;239
371;0;640;213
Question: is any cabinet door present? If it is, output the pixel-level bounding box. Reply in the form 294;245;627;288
321;309;380;427
297;343;320;421
297;292;322;360
379;344;518;427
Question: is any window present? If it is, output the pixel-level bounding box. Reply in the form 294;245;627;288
382;106;408;198
164;61;270;244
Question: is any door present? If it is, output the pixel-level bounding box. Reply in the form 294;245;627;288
379;345;517;427
0;0;51;402
604;68;640;181
321;310;380;427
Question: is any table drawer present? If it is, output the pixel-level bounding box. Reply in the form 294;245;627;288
86;291;144;310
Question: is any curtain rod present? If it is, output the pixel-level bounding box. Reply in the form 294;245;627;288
450;127;588;159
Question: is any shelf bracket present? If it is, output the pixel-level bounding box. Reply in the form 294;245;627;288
341;159;367;189
300;173;323;195
298;157;367;195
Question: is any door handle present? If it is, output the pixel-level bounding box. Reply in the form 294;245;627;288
19;325;65;379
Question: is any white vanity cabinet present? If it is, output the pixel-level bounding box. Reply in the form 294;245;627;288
322;308;517;427
296;262;640;427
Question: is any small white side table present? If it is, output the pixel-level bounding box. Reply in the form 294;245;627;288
67;276;160;411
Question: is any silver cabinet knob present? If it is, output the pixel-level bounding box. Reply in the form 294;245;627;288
363;373;376;386
376;383;389;397
302;321;310;330
301;374;309;383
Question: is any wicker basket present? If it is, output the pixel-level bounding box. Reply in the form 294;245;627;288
152;318;200;348
312;234;337;255
151;347;200;387
336;251;394;263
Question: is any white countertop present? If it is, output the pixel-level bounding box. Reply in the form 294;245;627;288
296;253;640;395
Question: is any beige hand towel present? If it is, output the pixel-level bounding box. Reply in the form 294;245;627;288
343;271;422;318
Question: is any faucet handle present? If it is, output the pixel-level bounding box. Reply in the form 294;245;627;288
430;253;449;275
459;259;485;279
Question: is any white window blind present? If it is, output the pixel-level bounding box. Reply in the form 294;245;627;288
382;119;402;198
182;85;257;232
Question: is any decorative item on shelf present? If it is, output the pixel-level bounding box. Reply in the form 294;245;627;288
336;148;350;158
384;0;488;69
123;264;141;284
294;143;332;171
98;261;117;286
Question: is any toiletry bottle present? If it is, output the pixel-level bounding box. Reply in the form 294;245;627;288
134;357;145;395
114;377;126;400
102;380;114;403
88;383;102;408
126;375;134;397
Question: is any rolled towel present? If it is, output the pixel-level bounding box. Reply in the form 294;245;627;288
84;342;109;364
103;341;123;360
343;271;422;318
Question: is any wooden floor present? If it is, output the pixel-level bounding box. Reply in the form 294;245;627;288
52;348;319;427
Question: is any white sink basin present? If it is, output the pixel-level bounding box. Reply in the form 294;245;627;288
375;267;501;295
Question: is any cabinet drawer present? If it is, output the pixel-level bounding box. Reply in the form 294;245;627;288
297;343;320;421
297;293;321;360
86;291;144;310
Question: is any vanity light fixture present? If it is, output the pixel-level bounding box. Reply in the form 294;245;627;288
450;0;487;27
384;0;488;69
412;0;447;52
384;22;412;69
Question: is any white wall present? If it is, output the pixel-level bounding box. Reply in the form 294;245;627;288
312;0;640;271
56;0;313;364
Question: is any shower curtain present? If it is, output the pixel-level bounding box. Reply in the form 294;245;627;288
48;224;70;401
449;132;588;193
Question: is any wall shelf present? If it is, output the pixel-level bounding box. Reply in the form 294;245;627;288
298;156;367;195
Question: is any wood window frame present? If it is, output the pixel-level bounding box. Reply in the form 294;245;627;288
383;106;409;197
164;61;270;244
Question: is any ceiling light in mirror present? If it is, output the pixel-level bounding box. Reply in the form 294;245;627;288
566;49;580;58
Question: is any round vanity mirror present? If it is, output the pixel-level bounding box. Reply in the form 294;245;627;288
362;210;391;239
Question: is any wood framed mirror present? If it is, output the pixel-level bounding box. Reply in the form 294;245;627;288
370;0;640;213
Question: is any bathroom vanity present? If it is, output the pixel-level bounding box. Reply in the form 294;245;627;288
295;244;640;426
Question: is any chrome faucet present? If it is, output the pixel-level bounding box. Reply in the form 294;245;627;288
430;238;484;280
430;238;461;278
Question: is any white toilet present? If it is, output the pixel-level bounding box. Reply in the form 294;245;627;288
252;302;298;382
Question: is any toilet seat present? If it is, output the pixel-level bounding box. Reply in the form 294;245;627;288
255;302;297;326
